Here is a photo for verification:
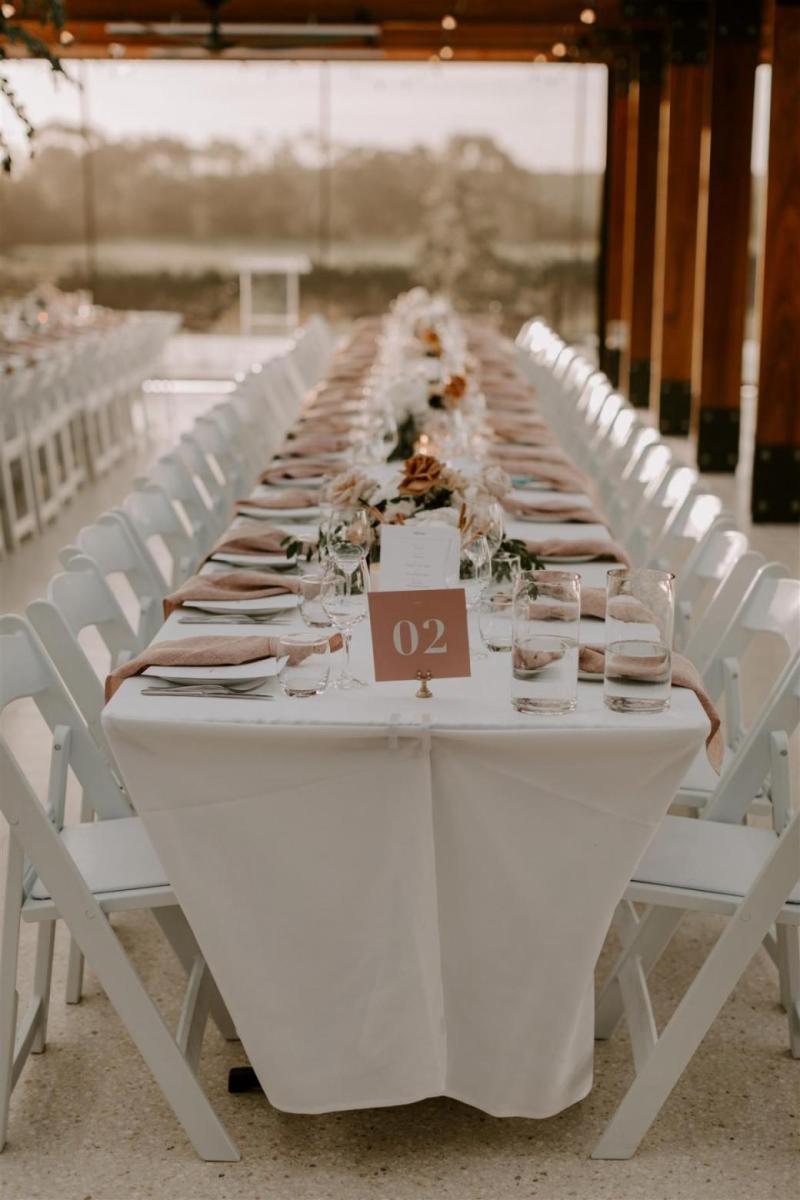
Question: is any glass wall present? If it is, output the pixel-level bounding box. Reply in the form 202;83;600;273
0;60;606;337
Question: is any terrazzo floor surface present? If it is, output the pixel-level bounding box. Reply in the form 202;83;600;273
1;352;798;1200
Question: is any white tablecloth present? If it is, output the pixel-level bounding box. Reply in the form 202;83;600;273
104;594;707;1117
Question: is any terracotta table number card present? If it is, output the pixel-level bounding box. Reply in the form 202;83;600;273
368;588;471;686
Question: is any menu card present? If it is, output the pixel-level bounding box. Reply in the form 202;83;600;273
379;523;461;591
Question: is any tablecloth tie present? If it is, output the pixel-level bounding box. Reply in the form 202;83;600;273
579;644;722;770
104;631;343;701
163;569;302;618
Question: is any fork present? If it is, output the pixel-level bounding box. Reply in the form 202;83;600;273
141;682;274;699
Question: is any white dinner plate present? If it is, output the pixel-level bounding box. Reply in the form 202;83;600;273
516;510;574;522
578;670;602;683
182;594;302;615
144;657;285;685
510;479;551;492
210;552;297;569
236;504;321;521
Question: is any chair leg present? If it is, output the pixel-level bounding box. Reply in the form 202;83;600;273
775;924;800;1058
593;822;800;1159
0;840;23;1152
30;921;56;1054
595;907;684;1040
65;793;93;1005
72;910;239;1160
151;907;238;1041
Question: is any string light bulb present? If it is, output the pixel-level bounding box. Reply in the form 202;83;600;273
1;3;17;17
59;29;75;45
108;42;127;58
551;42;567;58
439;44;454;60
580;7;597;24
533;52;548;63
441;14;457;31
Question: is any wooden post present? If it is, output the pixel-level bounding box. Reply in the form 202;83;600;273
693;0;761;472
752;0;800;522
651;4;710;434
620;37;663;407
600;61;630;387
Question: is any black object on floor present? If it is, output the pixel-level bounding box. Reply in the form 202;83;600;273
228;1066;263;1094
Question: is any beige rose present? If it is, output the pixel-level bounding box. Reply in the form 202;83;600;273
398;453;444;497
443;374;467;410
480;464;511;501
325;468;377;508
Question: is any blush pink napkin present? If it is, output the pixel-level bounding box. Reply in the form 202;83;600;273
259;462;329;485
283;434;352;456
496;461;592;493
522;537;631;565
237;489;318;510
209;524;314;558
578;645;722;771
163;569;301;617
503;499;606;524
104;631;343;702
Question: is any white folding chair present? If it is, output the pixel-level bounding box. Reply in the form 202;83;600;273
177;434;230;541
674;520;748;653
123;480;201;589
0;615;239;1161
59;512;165;646
148;452;220;559
593;661;800;1158
27;556;140;771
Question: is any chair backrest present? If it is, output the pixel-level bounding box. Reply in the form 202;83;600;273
67;513;165;646
177;434;229;537
123;480;201;587
683;547;765;671
27;556;139;763
148;452;218;557
702;565;798;749
647;491;725;572
0;614;130;819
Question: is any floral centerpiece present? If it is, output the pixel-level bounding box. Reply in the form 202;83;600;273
283;454;542;572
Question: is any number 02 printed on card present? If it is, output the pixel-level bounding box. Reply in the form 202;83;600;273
367;589;471;682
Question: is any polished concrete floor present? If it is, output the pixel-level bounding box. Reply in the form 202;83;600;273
0;354;798;1200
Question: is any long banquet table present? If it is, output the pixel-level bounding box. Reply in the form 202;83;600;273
103;318;709;1121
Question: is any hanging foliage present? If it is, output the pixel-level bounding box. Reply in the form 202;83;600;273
0;1;67;173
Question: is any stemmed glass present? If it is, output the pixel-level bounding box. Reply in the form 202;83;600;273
320;562;370;689
328;507;372;586
483;501;505;561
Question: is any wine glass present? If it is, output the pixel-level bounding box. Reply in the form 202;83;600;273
483;501;505;559
462;533;491;659
328;507;372;582
320;562;370;689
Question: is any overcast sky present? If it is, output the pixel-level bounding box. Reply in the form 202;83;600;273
3;60;609;170
2;57;771;172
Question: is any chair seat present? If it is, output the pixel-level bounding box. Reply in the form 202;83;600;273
633;815;800;906
30;817;168;900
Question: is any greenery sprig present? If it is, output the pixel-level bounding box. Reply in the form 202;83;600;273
0;1;68;174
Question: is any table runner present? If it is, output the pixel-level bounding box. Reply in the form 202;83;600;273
103;307;708;1118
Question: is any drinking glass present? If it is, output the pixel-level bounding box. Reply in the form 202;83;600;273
511;571;581;714
461;534;491;609
478;581;514;652
490;551;521;588
603;568;675;713
320;563;370;689
299;573;333;629
277;633;331;698
483;500;505;557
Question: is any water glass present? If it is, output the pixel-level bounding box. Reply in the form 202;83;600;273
491;551;521;587
320;563;369;689
277;633;331;698
603;568;675;713
299;573;332;629
478;582;514;652
511;571;580;714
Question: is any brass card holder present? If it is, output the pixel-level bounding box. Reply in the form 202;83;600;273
415;670;433;699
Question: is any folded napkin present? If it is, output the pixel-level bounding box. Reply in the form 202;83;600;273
494;461;591;494
578;645;722;771
209;524;313;558
237;489;318;511
491;444;572;466
259;462;329;485
105;632;343;702
523;587;653;624
164;569;301;617
283;434;352;456
522;537;631;565
503;499;606;524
